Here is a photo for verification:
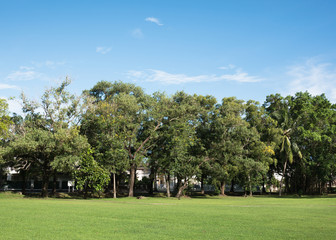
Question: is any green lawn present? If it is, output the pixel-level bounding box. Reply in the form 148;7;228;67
0;193;335;239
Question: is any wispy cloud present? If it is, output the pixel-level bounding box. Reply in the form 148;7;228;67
96;46;112;54
6;60;66;82
218;64;236;70
19;66;34;70
287;58;336;101
31;60;66;68
132;28;144;39
145;17;163;26
0;83;19;90
6;70;42;81
127;68;263;85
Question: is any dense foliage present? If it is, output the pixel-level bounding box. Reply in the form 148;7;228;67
1;79;335;197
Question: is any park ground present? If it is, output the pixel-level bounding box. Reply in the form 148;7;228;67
0;192;335;239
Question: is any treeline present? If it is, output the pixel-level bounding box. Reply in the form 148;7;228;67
0;79;335;198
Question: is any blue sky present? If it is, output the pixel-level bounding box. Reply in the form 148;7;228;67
1;0;336;114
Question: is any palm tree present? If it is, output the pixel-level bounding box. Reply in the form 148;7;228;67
279;129;302;196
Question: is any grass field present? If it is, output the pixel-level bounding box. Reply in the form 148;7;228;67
0;193;335;239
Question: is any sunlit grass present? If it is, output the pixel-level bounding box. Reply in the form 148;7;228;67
0;193;335;239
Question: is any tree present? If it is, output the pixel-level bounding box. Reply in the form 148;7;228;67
147;92;203;198
194;95;217;195
209;97;246;196
0;98;12;186
2;78;90;197
264;93;302;195
0;98;12;140
75;149;110;198
85;81;169;197
278;129;302;196
245;100;281;194
237;125;273;197
81;100;129;198
288;92;333;194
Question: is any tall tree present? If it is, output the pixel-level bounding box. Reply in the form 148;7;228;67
0;98;12;186
86;81;170;197
81;100;129;198
278;128;302;196
245;100;281;193
75;149;110;198
168;92;203;198
2;78;90;197
289;92;334;194
209;97;246;196
0;98;12;141
194;95;217;195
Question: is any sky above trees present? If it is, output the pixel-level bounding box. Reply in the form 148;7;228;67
1;0;336;114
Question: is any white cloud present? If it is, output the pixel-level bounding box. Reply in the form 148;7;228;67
145;17;163;26
6;70;42;81
6;61;64;82
132;28;144;39
287;58;336;101
127;68;263;85
19;66;34;70
96;46;112;54
0;83;19;90
31;61;66;68
44;60;66;68
221;69;263;83
218;64;236;70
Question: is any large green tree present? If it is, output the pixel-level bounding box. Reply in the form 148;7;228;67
85;81;170;197
209;97;246;196
263;92;336;195
81;99;129;198
0;98;12;141
245;100;281;194
0;98;12;186
2;79;90;197
75;149;110;198
148;92;206;198
289;92;335;194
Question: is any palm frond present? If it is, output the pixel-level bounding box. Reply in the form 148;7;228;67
288;149;293;164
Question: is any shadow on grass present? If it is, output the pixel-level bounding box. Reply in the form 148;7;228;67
2;190;336;200
252;193;336;199
180;192;336;199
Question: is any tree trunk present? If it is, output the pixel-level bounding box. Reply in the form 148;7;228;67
166;174;171;198
262;177;266;195
285;176;289;194
154;173;158;192
128;163;136;197
149;166;155;195
41;172;49;198
279;158;288;197
20;170;26;195
230;179;234;193
220;180;226;196
303;173;306;194
176;179;188;199
84;181;88;199
52;172;57;196
248;175;252;197
113;172;117;199
201;174;205;195
176;177;181;192
116;173;120;195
